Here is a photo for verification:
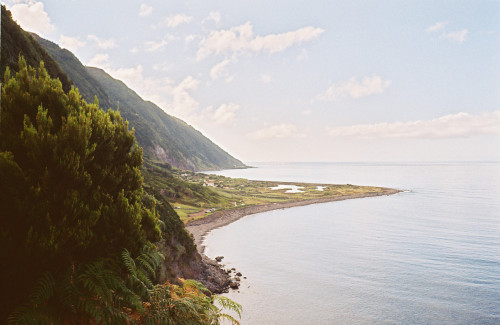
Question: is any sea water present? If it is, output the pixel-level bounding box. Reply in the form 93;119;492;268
204;162;500;324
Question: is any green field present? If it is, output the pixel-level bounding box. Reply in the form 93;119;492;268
145;166;390;223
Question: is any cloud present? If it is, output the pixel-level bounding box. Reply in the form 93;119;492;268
87;53;110;68
170;76;201;117
327;111;500;139
210;59;229;79
210;59;235;81
144;39;168;52
108;65;145;86
84;55;201;123
139;3;152;17
426;21;448;33
441;29;468;43
247;123;306;140
59;35;85;52
296;48;309;61
261;74;272;83
205;103;239;125
79;55;201;125
317;76;391;101
10;1;55;35
185;34;197;43
197;22;324;60
153;62;171;71
426;21;468;43
162;13;193;28
86;54;146;91
205;11;221;24
87;35;118;49
213;103;238;124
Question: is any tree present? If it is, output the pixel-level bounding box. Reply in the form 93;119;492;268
1;58;241;324
0;57;161;317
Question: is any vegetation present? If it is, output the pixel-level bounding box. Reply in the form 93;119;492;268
151;168;392;223
0;58;241;323
0;5;72;92
85;66;246;171
8;247;241;325
0;5;216;302
33;34;247;172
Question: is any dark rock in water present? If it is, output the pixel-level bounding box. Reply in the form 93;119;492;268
243;277;247;279
235;277;241;281
215;256;224;262
231;267;236;271
236;272;242;276
190;255;231;294
229;281;240;289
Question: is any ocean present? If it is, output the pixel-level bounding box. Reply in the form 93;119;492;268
204;162;500;324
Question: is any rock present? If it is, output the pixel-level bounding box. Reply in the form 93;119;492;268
194;255;231;294
243;277;247;279
231;267;236;271
215;256;224;262
229;281;240;289
236;272;242;276
235;277;241;281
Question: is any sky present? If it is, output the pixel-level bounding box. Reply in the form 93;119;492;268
3;0;500;162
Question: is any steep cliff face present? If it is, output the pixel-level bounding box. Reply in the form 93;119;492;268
33;35;246;172
1;6;72;91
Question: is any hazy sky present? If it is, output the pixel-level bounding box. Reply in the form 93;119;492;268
4;0;500;162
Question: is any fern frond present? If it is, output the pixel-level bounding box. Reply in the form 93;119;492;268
28;272;55;305
136;256;156;277
121;249;137;278
214;295;243;319
218;313;241;325
7;306;53;325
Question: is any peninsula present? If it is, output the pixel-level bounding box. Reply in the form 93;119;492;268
172;171;401;253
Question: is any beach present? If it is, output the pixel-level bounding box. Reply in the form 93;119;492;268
186;187;401;254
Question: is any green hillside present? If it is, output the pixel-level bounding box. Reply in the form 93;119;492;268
0;3;230;300
33;35;246;172
32;35;114;111
0;6;72;92
87;66;246;171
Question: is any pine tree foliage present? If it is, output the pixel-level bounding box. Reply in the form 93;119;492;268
1;58;241;324
0;57;160;317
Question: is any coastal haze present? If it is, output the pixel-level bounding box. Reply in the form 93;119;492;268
205;162;500;324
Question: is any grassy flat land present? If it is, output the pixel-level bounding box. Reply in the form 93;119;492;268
160;169;391;223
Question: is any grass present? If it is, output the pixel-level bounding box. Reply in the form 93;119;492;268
160;169;391;223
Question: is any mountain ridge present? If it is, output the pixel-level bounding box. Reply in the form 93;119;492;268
32;34;246;172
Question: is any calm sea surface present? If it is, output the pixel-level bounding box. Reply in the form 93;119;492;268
204;162;500;324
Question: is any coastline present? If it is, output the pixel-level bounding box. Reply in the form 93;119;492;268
186;187;401;254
